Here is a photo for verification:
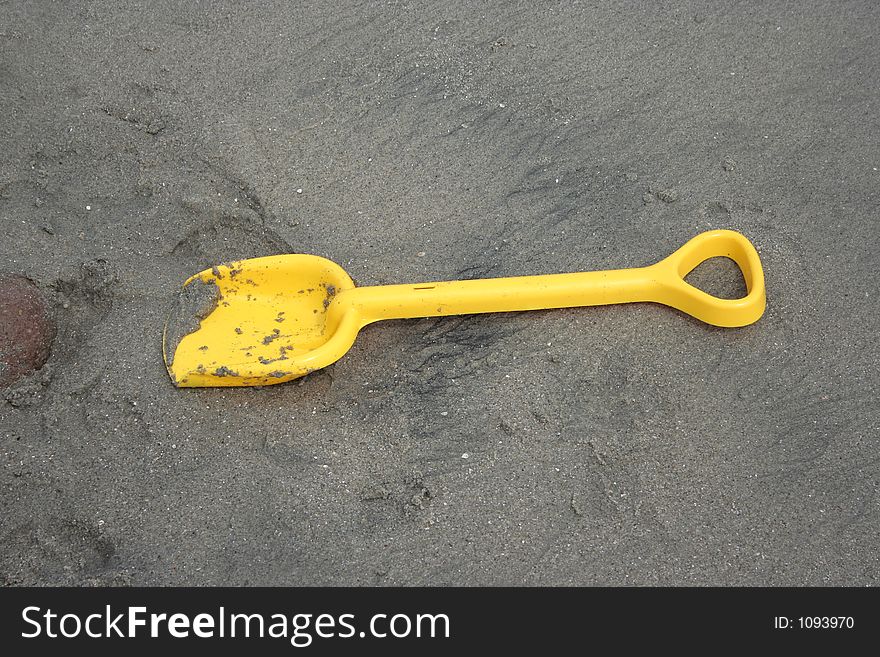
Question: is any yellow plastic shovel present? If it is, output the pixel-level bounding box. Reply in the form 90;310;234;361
163;229;765;388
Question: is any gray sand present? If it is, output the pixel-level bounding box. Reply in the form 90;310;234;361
162;277;219;371
1;1;878;585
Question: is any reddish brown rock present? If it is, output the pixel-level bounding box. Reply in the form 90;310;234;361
0;274;55;388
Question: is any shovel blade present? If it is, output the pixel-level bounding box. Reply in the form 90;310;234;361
163;255;355;387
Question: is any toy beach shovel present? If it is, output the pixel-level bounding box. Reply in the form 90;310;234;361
163;229;765;387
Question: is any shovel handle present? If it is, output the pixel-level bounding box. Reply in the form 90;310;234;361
345;230;765;328
650;229;766;327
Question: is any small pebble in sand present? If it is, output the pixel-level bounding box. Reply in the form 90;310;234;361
461;453;469;459
296;188;303;194
0;274;55;388
656;188;678;203
86;205;91;210
440;411;448;416
722;156;736;171
417;251;426;257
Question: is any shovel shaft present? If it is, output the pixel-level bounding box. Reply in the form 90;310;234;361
342;230;766;328
347;267;661;324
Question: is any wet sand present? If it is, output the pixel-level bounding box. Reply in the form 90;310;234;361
1;1;878;584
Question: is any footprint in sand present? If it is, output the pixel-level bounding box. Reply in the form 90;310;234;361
171;195;291;270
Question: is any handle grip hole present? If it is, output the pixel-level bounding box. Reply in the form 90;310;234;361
683;256;747;300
